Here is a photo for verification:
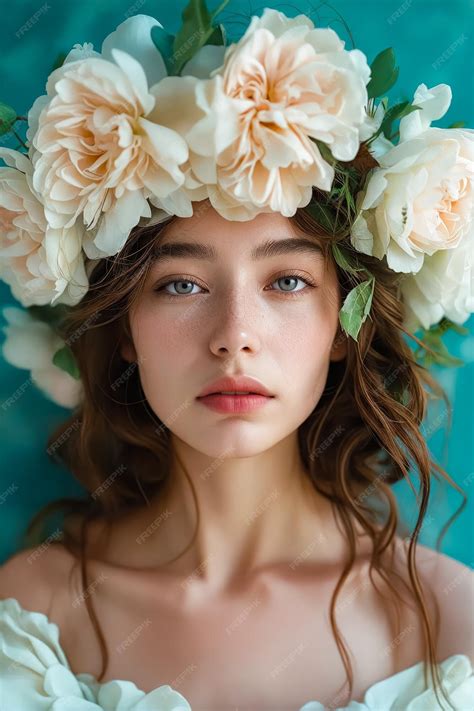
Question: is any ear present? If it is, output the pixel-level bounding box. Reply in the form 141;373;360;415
330;327;348;362
120;338;137;363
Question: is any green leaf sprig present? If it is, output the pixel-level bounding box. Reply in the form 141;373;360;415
151;0;230;76
52;344;81;380
331;243;375;341
27;305;81;380
413;318;468;369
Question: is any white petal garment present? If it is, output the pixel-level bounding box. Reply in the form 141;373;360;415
0;598;472;710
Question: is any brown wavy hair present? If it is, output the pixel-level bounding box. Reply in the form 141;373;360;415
20;183;466;709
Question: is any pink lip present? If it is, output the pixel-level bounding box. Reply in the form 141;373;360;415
197;374;273;398
196;393;274;414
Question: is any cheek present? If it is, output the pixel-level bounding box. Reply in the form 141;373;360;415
275;305;335;406
274;275;340;409
129;306;204;418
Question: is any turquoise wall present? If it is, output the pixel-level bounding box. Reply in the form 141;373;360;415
0;0;473;565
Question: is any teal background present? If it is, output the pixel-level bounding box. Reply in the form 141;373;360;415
0;0;473;565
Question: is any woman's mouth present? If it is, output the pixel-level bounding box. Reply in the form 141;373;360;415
196;392;275;414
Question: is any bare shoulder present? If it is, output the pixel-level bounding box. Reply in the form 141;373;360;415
393;537;474;665
0;542;77;618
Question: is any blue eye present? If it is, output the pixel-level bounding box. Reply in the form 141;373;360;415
271;274;310;293
154;272;315;298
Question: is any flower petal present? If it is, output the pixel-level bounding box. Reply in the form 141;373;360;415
101;14;168;87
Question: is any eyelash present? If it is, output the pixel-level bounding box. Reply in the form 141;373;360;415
153;271;316;299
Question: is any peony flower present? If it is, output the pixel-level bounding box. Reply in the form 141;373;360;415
100;14;168;86
150;7;372;220
0;148;88;307
350;83;474;275
28;47;189;260
400;229;473;331
1;307;83;408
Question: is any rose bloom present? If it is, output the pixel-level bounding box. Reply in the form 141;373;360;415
350;84;474;275
0;148;88;307
28;47;189;260
150;7;372;220
400;230;473;331
1;306;83;409
349;83;473;332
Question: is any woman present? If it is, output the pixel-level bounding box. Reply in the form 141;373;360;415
1;199;473;709
0;5;473;710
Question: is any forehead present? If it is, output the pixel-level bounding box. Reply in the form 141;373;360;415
155;207;325;262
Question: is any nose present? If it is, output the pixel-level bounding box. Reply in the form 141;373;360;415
208;289;262;358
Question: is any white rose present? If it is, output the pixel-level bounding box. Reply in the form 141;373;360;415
1;306;83;409
150;7;372;220
400;230;473;331
350;84;474;275
0;148;88;307
28;48;189;260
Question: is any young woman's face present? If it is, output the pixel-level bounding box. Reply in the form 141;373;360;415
122;204;347;458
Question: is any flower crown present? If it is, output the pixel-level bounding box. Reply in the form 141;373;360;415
0;1;472;409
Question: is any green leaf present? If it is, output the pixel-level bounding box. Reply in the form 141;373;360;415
447;121;465;129
339;277;375;340
305;201;336;233
51;51;68;72
313;139;337;166
150;25;176;74
52;344;81;380
385;372;410;406
379;102;422;139
206;23;226;46
0;102;17;136
331;243;366;275
413;319;467;368
367;48;399;100
171;0;230;75
445;321;469;336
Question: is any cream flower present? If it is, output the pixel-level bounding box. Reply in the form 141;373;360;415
100;14;168;86
401;230;473;331
150;7;372;220
0;148;88;307
29;48;189;260
1;307;83;409
350;84;474;274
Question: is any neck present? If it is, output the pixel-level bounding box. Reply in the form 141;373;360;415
100;431;354;593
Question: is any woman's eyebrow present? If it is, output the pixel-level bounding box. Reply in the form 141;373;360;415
152;237;324;262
